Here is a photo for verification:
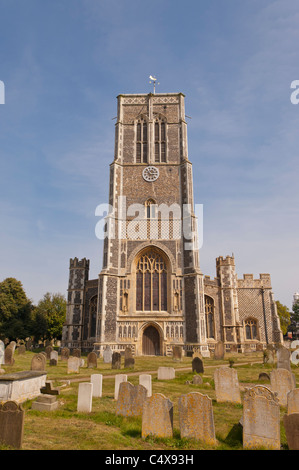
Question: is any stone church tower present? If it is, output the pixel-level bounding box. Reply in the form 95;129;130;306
61;92;283;355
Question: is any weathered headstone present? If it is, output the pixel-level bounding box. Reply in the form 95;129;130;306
0;340;4;365
87;352;97;368
45;346;53;359
277;345;291;371
243;385;280;450
32;394;59;411
25;339;32;351
214;367;241;404
287;389;299;414
283;413;299;450
116;382;147;417
31;353;46;371
157;367;175;380
192;357;204;374
4;346;15;366
17;345;26;355
178;392;216;446
77;382;93;413
67;356;80;374
258;372;270;382
214;341;225;360
103;345;113;363
112;351;121;369
0;401;25;449
192;375;203;385
72;348;81;358
264;345;275;364
270;368;296;406
142;393;173;439
124;347;135;369
139;374;152;397
91;374;103;398
61;347;70;361
49;350;58;366
172;345;183;362
114;374;127;400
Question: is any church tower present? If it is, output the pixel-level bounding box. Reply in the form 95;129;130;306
94;92;209;356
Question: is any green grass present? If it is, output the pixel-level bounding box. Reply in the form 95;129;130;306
0;350;296;450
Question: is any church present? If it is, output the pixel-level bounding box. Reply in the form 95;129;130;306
61;91;283;356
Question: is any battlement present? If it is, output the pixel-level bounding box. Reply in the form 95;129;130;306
237;273;271;289
216;255;235;267
204;275;220;287
69;257;90;269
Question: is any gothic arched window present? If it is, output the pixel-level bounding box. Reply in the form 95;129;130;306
245;318;258;340
136;119;148;163
89;296;98;338
136;250;167;312
154;118;166;163
204;295;215;339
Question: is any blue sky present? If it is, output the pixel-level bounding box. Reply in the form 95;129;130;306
0;0;298;309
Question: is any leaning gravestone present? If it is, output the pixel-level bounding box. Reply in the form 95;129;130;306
67;356;80;374
243;385;280;450
214;367;241;404
112;352;121;369
124;347;135;369
142;393;173;439
214;341;225;360
270;368;296;406
283;413;299;450
103;346;113;363
192;357;204;374
31;353;46;371
276;345;291;371
0;401;25;449
116;382;147;417
178;392;216;446
87;352;97;368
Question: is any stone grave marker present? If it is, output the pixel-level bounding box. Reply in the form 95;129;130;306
17;345;26;355
172;345;183;362
139;374;152;397
40;381;60;396
287;389;299;414
112;351;121;369
32;394;59;411
142;393;173;439
270;368;296;406
214;341;225;360
77;382;93;413
87;352;97;368
114;374;127;400
157;367;175;380
214;367;241;404
283;413;299;450
31;353;46;371
264;345;275;364
277;345;291;371
72;348;81;358
116;382;147;417
4;346;15;366
178;392;216;446
103;345;113;363
61;347;70;361
192;375;203;385
67;356;81;374
124;347;135;369
45;346;53;359
243;385;280;450
91;374;103;398
50;350;58;366
258;372;270;382
192;357;204;374
0;340;4;365
0;401;25;449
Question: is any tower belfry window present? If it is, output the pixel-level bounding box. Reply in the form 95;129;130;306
154;119;166;163
136;120;148;163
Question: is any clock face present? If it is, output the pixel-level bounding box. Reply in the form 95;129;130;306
142;166;159;182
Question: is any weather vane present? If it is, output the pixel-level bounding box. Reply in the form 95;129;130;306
149;75;159;94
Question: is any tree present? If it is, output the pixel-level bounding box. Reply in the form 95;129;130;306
0;277;33;340
32;292;66;341
276;300;291;336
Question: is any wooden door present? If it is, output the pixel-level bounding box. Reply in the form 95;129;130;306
142;326;160;355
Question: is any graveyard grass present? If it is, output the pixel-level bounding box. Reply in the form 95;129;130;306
0;350;292;450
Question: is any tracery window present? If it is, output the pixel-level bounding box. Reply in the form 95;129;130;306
136;119;148;163
136;250;167;311
89;296;98;337
204;295;215;339
145;199;157;219
245;318;258;340
154;118;166;163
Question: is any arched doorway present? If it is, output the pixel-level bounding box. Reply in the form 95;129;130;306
142;325;160;355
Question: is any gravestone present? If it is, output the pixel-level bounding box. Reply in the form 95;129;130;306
103;346;113;363
45;346;53;359
32;394;59;411
0;340;4;365
40;381;60;396
91;374;103;398
277;345;291;371
270;368;296;406
192;357;204;374
124;347;135;369
172;345;183;362
114;374;127;400
31;353;46;371
116;382;147;417
61;347;70;361
287;389;299;414
283;413;299;450
87;352;97;368
157;367;175;380
25;339;32;351
139;374;152;397
67;356;80;374
178;392;216;446
50;350;58;366
17;345;26;355
4;346;15;366
0;401;25;449
264;345;275;364
72;348;81;358
77;382;93;413
142;393;173;439
214;367;241;404
243;385;280;450
258;372;270;382
112;352;121;369
214;341;225;360
192;375;203;385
